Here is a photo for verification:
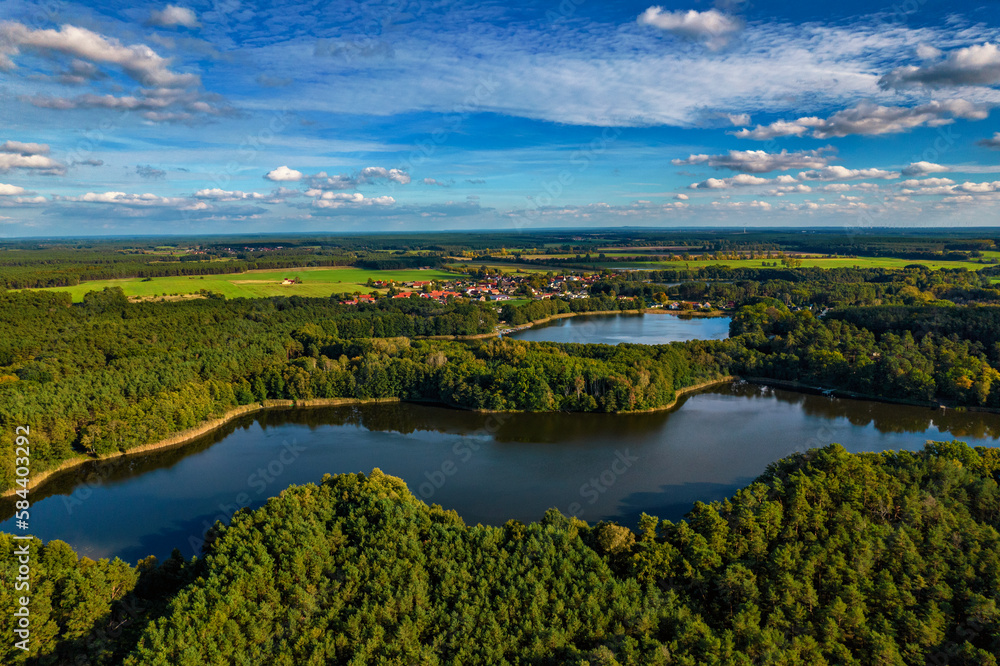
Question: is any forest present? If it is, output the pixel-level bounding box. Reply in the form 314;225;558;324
1;442;998;664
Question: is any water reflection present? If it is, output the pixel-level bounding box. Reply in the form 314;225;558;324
507;312;731;344
2;382;998;563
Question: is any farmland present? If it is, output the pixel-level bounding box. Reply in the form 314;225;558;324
535;255;997;272
27;266;459;302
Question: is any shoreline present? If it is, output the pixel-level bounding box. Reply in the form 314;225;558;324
2;397;400;499
422;308;730;341
4;375;739;499
739;377;1000;415
15;369;991;500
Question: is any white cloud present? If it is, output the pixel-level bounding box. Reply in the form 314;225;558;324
732;100;990;140
764;184;812;196
0;141;49;155
730;119;811;140
710;199;772;210
637;7;742;48
264;166;303;182
23;88;233;122
673;148;831;173
0;23;231;122
359;167;410;184
0;195;47;206
0;152;65;175
0;183;27;195
674;193;688;200
689;174;771;189
312;192;395;208
901;161;950;177
957;180;1000;193
880;43;1000;89
306;167;411;189
900;179;1000;196
899;178;955;188
797;166;899;181
0;22;198;88
148;5;200;29
59;191;188;206
194;188;266;201
916;44;942;60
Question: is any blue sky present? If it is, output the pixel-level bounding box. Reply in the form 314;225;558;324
2;0;1000;235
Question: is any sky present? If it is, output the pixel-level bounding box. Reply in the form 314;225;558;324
2;0;1000;236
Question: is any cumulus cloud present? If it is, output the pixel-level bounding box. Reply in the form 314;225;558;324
148;5;200;29
264;166;303;182
0;140;49;155
194;188;267;201
977;132;1000;149
901;161;950;177
673;148;831;173
764;184;812;196
710;199;772;210
689;174;771;189
0;22;230;122
899;178;955;188
23;88;234;123
311;192;395;208
731;100;989;140
638;7;742;48
0;22;198;88
305;167;411;190
900;179;1000;196
797;166;899;181
57;191;196;207
0;183;27;195
674;193;688;200
359;167;410;185
0;141;65;175
879;43;1000;89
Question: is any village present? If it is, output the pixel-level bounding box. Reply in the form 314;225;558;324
337;272;597;306
333;270;728;312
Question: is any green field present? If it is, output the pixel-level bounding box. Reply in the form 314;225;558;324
582;255;996;272
28;266;460;302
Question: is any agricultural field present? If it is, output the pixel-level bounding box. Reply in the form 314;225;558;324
584;255;997;272
26;266;459;302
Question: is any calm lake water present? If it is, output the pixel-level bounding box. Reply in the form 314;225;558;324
3;381;999;564
508;313;731;344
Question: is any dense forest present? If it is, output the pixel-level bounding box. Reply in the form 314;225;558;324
2;442;998;664
730;302;1000;407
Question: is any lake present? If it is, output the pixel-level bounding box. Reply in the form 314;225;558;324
507;313;731;344
3;381;999;564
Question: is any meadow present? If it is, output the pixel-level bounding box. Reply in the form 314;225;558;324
581;255;996;272
28;266;459;302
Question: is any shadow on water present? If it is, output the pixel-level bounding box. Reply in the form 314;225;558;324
614;478;758;526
